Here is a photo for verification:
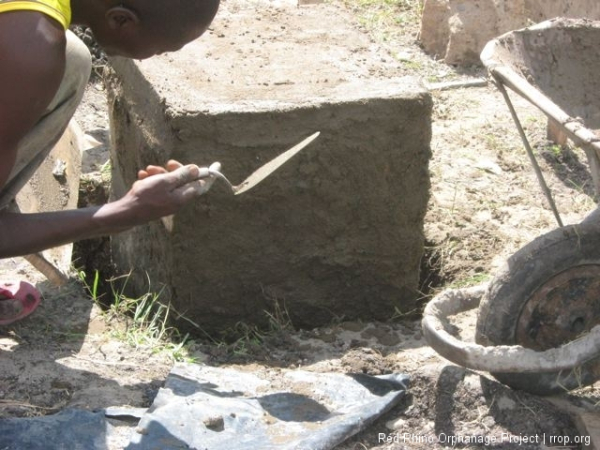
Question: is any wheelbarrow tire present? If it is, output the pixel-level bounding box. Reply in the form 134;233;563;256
475;221;600;395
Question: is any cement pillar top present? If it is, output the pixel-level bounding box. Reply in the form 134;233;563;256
113;0;422;112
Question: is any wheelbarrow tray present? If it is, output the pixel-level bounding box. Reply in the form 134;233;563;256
481;17;600;191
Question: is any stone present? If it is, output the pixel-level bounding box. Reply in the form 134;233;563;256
419;0;451;61
105;0;432;335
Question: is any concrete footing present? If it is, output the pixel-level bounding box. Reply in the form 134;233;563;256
105;0;432;334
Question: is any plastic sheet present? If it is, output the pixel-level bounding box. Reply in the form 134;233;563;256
0;408;108;450
0;363;409;449
127;363;409;450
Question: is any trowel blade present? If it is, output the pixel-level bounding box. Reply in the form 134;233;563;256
234;131;320;195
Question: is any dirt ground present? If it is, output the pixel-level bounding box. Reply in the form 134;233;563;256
2;1;600;449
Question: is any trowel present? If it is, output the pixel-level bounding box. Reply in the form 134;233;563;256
198;131;320;195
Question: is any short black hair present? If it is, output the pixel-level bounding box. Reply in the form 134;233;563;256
127;0;220;37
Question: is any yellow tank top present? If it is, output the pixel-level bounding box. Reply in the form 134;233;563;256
0;0;71;29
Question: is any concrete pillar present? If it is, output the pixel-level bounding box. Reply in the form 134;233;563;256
105;0;432;335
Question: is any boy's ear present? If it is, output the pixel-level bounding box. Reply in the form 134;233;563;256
105;6;139;30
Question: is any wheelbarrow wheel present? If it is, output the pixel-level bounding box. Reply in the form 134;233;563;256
475;221;600;395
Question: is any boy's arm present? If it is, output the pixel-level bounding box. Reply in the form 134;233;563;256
0;162;207;257
0;13;210;258
0;12;66;189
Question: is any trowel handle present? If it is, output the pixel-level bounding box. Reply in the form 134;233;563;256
196;162;222;179
208;162;222;173
196;162;222;195
195;162;235;193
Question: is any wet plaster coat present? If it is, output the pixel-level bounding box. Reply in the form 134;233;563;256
105;0;432;334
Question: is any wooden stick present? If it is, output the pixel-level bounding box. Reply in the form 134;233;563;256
24;253;69;287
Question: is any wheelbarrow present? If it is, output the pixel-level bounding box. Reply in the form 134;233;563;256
422;18;600;396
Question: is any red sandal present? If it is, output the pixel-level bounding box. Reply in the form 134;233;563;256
0;281;42;325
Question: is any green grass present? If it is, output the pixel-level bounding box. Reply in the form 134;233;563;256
78;271;197;362
99;160;111;181
217;295;294;356
450;273;491;289
341;0;423;42
78;269;101;302
224;322;266;356
78;270;300;361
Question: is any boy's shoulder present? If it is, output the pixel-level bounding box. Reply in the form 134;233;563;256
0;0;71;29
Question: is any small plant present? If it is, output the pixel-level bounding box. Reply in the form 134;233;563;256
261;285;294;333
450;272;490;288
547;144;562;158
211;288;296;358
79;271;196;362
399;58;423;70
77;269;102;303
223;322;265;356
99;159;111;181
391;306;419;320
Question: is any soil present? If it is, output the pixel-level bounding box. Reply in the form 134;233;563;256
2;1;600;449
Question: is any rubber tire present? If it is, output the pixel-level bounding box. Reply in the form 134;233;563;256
475;221;600;395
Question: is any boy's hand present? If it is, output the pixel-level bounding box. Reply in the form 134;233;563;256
112;160;214;227
139;159;216;196
137;159;190;180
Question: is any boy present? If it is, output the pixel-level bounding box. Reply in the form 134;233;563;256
0;0;220;323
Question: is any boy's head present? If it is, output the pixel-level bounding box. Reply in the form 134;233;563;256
87;0;220;59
